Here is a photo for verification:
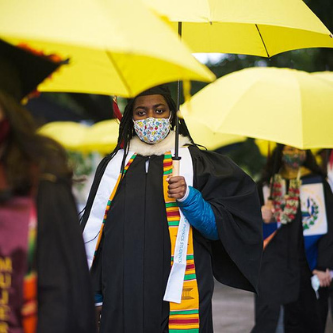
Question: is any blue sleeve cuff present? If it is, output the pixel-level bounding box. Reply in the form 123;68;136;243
177;186;219;240
95;293;103;305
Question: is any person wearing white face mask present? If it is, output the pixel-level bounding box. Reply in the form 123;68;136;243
81;84;263;333
252;144;333;333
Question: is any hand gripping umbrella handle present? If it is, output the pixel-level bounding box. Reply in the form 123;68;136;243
172;158;181;177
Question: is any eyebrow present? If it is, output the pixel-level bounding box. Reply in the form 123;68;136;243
134;103;167;110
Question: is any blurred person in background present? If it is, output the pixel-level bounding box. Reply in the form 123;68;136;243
252;144;333;333
0;39;96;333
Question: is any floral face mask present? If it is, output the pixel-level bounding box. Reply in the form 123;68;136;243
133;116;171;144
282;153;306;169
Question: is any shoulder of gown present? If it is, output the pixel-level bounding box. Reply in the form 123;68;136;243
188;146;263;293
36;176;97;333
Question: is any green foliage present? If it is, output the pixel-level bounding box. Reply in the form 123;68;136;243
67;151;94;177
215;139;267;180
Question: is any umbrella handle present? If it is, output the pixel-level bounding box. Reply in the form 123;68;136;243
171;22;183;178
172;158;181;177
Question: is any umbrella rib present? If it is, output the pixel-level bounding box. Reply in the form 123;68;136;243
255;24;270;58
105;50;132;96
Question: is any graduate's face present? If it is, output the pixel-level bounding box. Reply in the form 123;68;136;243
282;145;306;169
132;94;172;144
132;94;171;120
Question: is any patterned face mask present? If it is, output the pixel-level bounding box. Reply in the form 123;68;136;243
133;116;171;144
282;153;306;169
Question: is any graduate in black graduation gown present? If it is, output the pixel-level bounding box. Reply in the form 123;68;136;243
81;85;263;333
252;145;333;333
0;41;96;333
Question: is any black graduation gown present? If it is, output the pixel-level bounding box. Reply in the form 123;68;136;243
256;174;333;304
36;176;97;333
81;145;263;333
253;174;333;333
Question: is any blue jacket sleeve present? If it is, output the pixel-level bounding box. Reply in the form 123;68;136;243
177;186;219;240
95;293;103;305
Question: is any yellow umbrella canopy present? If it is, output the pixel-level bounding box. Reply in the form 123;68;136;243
184;116;246;151
38;120;119;154
38;122;88;151
312;71;333;84
144;0;333;57
0;0;214;97
82;120;119;154
255;139;277;157
181;67;333;149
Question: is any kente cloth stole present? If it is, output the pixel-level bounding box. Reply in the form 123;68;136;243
162;152;200;332
93;152;200;332
93;154;137;261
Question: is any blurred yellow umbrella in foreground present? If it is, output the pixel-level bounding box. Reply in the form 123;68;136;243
38;120;119;154
0;0;214;97
144;0;333;57
181;67;333;149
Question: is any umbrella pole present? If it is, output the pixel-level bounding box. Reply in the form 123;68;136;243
172;22;183;176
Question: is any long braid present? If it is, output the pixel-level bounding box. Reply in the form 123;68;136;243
108;99;136;174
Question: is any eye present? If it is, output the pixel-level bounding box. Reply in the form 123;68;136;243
155;108;165;114
135;110;146;117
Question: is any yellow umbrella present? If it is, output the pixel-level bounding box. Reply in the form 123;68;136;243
312;71;333;84
144;0;333;161
38;120;119;154
184;117;246;151
38;122;88;151
255;139;277;157
82;120;119;154
144;0;333;57
0;0;214;97
181;67;333;149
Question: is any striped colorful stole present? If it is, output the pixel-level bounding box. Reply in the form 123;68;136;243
162;152;200;332
93;153;137;260
93;151;200;331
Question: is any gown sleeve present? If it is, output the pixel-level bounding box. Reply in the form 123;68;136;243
189;146;263;293
36;177;97;333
